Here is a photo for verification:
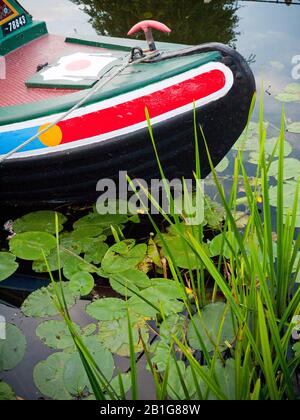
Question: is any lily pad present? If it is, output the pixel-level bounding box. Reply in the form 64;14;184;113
0;324;26;371
204;197;226;229
63;254;97;281
98;315;149;356
36;321;81;350
160;314;186;340
109;269;151;297
63;336;114;396
269;181;299;210
0;252;18;281
128;282;184;317
32;233;84;273
69;272;94;296
233;121;269;152
73;213;128;235
275;83;300;102
187;302;236;352
21;283;77;318
151;340;172;372
86;298;127;321
34;352;72;400
287;122;300;134
293;342;300;357
216;156;229;173
101;241;147;274
209;232;240;259
10;232;57;261
13;211;66;234
83;239;108;265
167;361;205;400
0;381;16;400
269;158;300;180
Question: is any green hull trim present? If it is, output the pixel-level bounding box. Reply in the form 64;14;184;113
0;21;48;55
65;34;187;52
0;50;221;127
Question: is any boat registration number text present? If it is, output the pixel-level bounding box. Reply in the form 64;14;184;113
2;15;27;36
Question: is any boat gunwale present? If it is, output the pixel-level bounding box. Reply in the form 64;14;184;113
0;47;221;127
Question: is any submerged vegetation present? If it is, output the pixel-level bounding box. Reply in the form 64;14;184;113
1;91;300;400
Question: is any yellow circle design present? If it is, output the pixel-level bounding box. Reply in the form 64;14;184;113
38;124;63;147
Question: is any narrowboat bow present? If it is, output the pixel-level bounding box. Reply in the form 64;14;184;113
0;0;256;208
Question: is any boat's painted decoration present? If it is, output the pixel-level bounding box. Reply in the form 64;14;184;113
0;62;234;159
26;52;120;89
0;0;18;25
0;0;48;55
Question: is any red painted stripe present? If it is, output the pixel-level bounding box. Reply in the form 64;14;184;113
59;69;226;144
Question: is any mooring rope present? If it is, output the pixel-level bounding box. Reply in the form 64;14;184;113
0;51;157;164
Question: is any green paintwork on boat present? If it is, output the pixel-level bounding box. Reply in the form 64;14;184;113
65;34;188;52
0;49;221;127
0;20;48;55
0;0;48;55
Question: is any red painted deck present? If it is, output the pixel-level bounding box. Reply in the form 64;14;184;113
0;34;106;108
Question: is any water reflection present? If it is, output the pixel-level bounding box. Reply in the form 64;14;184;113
72;0;240;46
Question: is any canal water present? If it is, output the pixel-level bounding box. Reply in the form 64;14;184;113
0;0;300;400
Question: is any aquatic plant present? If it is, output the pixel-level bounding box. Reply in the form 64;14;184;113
1;93;300;400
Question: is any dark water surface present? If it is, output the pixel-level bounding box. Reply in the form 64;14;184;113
1;0;300;400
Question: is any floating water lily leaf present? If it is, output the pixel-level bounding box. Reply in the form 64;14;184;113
36;320;81;350
0;252;18;281
98;315;149;356
293;342;300;357
150;340;171;372
10;232;56;261
269;182;299;209
73;213;128;235
32;233;84;273
167;361;205;400
109;269;151;297
249;137;292;165
160;235;201;270
63;336;114;396
147;237;163;268
63;254;97;281
101;241;147;274
157;224;207;269
0;324;26;371
233;121;269;151
204;197;226;228
21;283;77;318
69;272;94;296
211;359;236;400
81;323;97;337
187;302;235;352
86;298;127;321
287;122;300;134
34;352;72;400
107;373;131;398
216;156;229;173
83;239;108;265
0;381;16;400
13;211;66;234
275;83;300;102
269;158;300;180
209;232;240;259
234;211;250;229
128;282;184;317
160;314;186;340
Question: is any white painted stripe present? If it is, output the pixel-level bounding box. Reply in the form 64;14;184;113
6;65;234;159
0;62;232;134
